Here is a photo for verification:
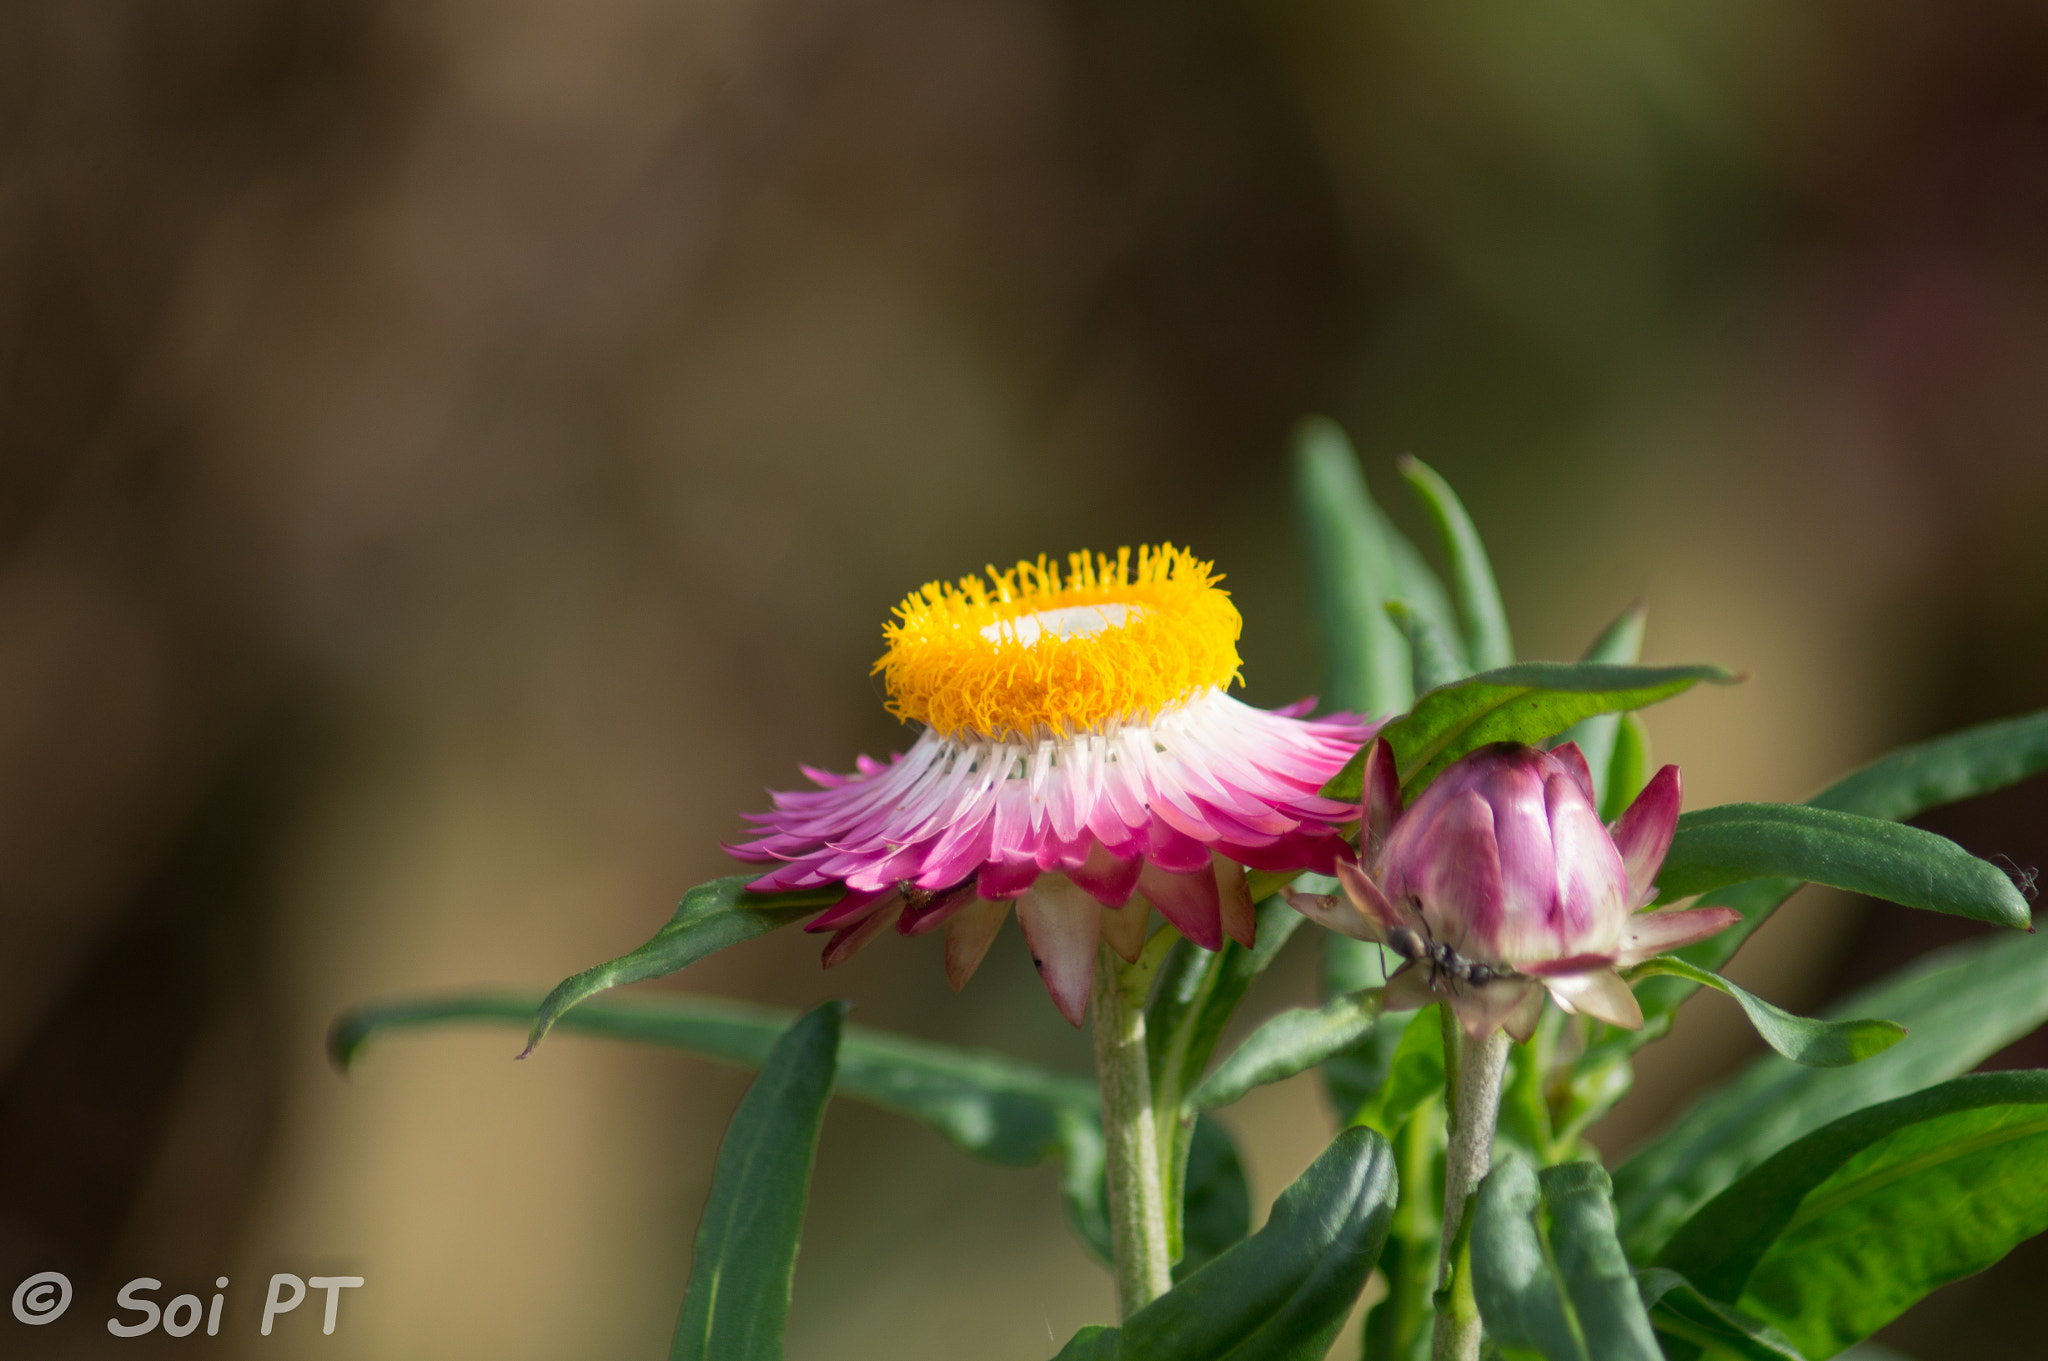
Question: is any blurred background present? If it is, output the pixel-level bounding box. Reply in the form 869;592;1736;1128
3;0;2046;1356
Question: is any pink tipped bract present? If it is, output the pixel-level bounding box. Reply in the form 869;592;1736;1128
729;691;1368;1024
1288;740;1738;1039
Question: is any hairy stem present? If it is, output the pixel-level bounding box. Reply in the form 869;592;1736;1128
1092;940;1173;1317
1432;1024;1509;1361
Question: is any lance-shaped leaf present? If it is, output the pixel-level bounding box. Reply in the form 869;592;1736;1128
1635;1269;1806;1361
1623;956;1904;1068
1191;988;1386;1112
1177;1115;1252;1279
1322;662;1734;802
523;876;842;1053
671;1000;843;1361
1614;922;2048;1260
1294;417;1413;718
1050;1126;1399;1361
1654;1071;2048;1360
1652;803;2031;928
1641;708;2048;1021
1471;1156;1662;1361
1385;599;1469;694
331;989;1110;1255
1551;602;1646;815
1398;454;1512;672
1601;712;1652;824
1147;898;1305;1264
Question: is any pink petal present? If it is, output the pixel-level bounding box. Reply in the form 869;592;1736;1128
1137;861;1223;951
944;898;1010;989
899;881;978;936
1543;968;1643;1029
804;885;897;934
822;897;904;968
1549;741;1596;805
978;859;1039;900
1282;889;1377;942
1213;855;1257;949
1098;898;1150;962
1520;952;1619;978
1390;789;1510;956
1611;764;1682;909
1017;876;1104;1025
1362;737;1402;863
1069;840;1144;908
1333;860;1402;938
1544;772;1626;947
1614;906;1742;967
1146;819;1214;874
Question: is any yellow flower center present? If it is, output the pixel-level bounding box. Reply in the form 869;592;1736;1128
877;545;1243;739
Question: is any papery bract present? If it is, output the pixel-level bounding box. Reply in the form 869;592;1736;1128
728;546;1370;1024
1288;739;1738;1038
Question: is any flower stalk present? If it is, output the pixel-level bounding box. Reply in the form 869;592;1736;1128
1433;1017;1509;1361
1091;940;1174;1317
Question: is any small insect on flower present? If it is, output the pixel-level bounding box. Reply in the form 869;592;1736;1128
1286;738;1740;1040
726;546;1372;1025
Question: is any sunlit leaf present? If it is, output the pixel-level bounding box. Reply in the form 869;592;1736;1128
1654;803;2030;929
1322;662;1733;802
1614;923;2048;1260
1623;956;1904;1068
1654;1071;2048;1360
522;875;841;1053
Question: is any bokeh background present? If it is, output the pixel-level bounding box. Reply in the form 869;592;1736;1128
4;1;2047;1357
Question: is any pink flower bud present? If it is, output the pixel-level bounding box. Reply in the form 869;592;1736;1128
1287;740;1738;1039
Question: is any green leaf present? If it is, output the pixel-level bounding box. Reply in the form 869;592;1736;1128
1654;802;2031;929
1471;1156;1662;1361
1050;1326;1121;1361
1377;505;1464;670
1623;956;1905;1068
1321;662;1734;802
1654;1071;2048;1359
1147;897;1306;1266
1614;922;2048;1261
1349;1004;1447;1138
1397;455;1513;671
1600;713;1652;824
1178;1115;1252;1279
330;988;1110;1253
1191;988;1386;1111
1293;417;1413;717
1551;603;1646;815
523;875;842;1053
1385;599;1471;694
671;1000;844;1361
1653;708;2048;996
1635;1269;1806;1361
1056;1126;1399;1361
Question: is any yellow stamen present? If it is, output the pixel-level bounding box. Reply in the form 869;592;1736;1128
877;545;1243;739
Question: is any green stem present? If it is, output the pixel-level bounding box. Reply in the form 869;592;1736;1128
1432;1025;1508;1361
1092;940;1173;1318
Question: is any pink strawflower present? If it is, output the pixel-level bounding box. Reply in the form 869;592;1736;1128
1287;739;1738;1040
727;546;1369;1024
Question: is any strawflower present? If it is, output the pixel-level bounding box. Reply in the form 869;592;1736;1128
1288;738;1740;1039
728;545;1367;1023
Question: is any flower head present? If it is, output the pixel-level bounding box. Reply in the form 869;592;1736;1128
728;546;1368;1024
1287;739;1738;1040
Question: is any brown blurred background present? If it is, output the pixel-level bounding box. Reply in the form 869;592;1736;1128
3;1;2046;1357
